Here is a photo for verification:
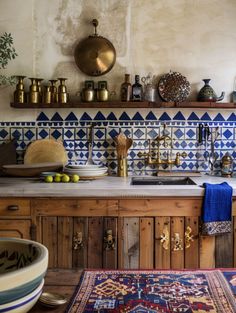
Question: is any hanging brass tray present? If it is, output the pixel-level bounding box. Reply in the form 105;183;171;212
74;19;116;76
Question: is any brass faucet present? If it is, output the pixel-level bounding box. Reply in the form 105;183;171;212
138;125;187;169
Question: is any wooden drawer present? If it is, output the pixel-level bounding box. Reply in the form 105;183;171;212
0;199;30;216
119;198;202;217
31;199;118;216
0;220;31;238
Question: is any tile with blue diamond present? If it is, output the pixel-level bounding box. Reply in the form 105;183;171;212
75;140;87;150
172;127;185;139
120;127;133;139
107;127;120;139
133;127;146;140
184;127;196;140
75;128;87;140
50;128;63;140
37;128;50;139
64;128;75;140
23;128;36;141
15;141;27;151
10;128;23;140
222;127;233;140
93;140;106;150
146;127;159;140
132;140;149;149
0;128;10;140
64;140;75;150
93;127;106;140
75;151;88;162
104;149;116;160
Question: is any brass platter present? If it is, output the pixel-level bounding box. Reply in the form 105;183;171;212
74;19;116;76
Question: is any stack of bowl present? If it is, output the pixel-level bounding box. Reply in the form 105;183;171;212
0;238;48;313
64;164;108;179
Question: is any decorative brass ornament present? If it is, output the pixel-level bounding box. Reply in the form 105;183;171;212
171;233;183;251
73;231;83;250
160;225;169;250
74;19;116;76
104;229;115;250
185;226;194;249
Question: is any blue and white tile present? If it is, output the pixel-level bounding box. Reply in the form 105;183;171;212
75;128;87;140
23;128;36;141
50;128;63;140
94;127;106;140
10;128;23;140
172;127;185;140
146;127;159;140
132;127;146;140
64;128;75;140
185;127;196;140
63;140;75;150
0;128;10;140
36;128;50;139
222;127;233;140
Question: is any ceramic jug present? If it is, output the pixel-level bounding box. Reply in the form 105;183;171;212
197;79;225;102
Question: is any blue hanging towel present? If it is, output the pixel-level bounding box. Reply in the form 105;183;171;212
202;182;233;235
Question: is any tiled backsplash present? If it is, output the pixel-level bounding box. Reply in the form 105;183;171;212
1;109;236;175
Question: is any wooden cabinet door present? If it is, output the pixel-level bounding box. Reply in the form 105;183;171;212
0;220;31;239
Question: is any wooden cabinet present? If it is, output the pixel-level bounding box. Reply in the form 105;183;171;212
0;198;32;239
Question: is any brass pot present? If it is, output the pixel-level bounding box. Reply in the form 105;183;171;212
74;19;116;76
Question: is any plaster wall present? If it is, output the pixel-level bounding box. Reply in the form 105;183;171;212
0;0;236;121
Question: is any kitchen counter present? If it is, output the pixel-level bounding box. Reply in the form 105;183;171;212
0;174;236;198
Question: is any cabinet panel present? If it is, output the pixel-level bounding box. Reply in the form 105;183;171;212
41;216;58;268
58;217;73;269
0;199;30;216
72;217;88;268
0;220;31;239
103;217;117;269
155;217;171;269
215;233;233;268
140;218;154;269
184;217;199;268
87;217;103;268
200;236;215;268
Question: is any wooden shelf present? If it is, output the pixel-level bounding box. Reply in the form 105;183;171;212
10;101;236;109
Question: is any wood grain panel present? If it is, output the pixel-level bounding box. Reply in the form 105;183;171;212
140;218;154;269
42;217;58;268
184;217;199;269
58;217;73;269
0;220;31;239
31;199;118;216
103;217;117;269
121;218;139;269
119;199;202;217
215;232;233;268
234;218;236;267
200;236;215;268
170;217;184;269
155;217;170;269
0;199;30;216
88;217;103;268
72;217;88;268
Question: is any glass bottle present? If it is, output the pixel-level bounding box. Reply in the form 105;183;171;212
120;74;132;101
132;75;143;101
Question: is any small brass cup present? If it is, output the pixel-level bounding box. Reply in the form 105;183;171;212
117;157;128;177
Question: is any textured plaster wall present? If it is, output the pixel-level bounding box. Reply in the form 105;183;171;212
0;0;236;121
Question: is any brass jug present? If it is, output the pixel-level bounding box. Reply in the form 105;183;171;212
14;75;26;103
97;81;109;101
58;78;68;103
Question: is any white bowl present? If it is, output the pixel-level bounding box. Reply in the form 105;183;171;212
0;279;44;313
0;238;48;305
66;164;102;170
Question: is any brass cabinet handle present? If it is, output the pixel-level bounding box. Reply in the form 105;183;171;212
104;229;115;250
7;205;19;211
185;226;194;249
159;226;169;250
171;233;183;251
73;231;83;250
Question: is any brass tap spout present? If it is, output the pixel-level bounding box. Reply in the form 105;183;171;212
175;152;187;166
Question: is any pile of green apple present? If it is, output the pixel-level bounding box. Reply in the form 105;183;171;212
44;173;79;183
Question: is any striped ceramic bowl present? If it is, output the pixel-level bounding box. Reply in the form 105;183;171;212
0;238;48;305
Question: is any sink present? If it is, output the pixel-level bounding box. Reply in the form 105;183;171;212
131;176;196;185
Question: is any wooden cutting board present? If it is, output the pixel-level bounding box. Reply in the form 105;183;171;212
24;139;68;165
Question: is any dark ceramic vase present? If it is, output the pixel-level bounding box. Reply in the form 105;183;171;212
197;79;225;102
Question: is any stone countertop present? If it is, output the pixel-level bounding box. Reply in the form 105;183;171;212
0;174;236;198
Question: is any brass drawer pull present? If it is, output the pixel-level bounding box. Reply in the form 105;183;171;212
7;205;19;211
73;232;83;250
104;229;115;250
159;226;169;250
171;233;183;251
185;226;194;249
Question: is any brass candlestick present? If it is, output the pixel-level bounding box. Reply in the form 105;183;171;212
14;75;26;103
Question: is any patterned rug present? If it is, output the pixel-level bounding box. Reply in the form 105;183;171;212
66;269;236;313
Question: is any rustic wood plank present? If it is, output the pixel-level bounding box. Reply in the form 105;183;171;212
170;217;184;269
0;199;30;216
184;217;199;269
42;217;58;268
87;217;103;268
119;199;202;217
31;199;118;216
140;218;154;269
44;269;83;286
72;217;88;268
117;217;124;269
234;217;236;267
103;217;117;269
58;217;73;269
200;236;215;268
122;218;139;269
0;219;31;238
215;232;233;268
155;217;171;269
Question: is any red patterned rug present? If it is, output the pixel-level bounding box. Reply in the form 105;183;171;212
66;269;236;313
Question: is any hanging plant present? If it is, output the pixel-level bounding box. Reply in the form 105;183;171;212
0;32;17;85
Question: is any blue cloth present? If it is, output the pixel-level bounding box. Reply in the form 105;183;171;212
202;182;233;235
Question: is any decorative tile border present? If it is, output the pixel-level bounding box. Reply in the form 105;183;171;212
1;109;236;175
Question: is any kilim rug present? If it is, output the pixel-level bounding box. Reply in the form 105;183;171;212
66;269;236;313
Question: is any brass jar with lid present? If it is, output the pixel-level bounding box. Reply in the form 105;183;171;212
221;152;233;177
